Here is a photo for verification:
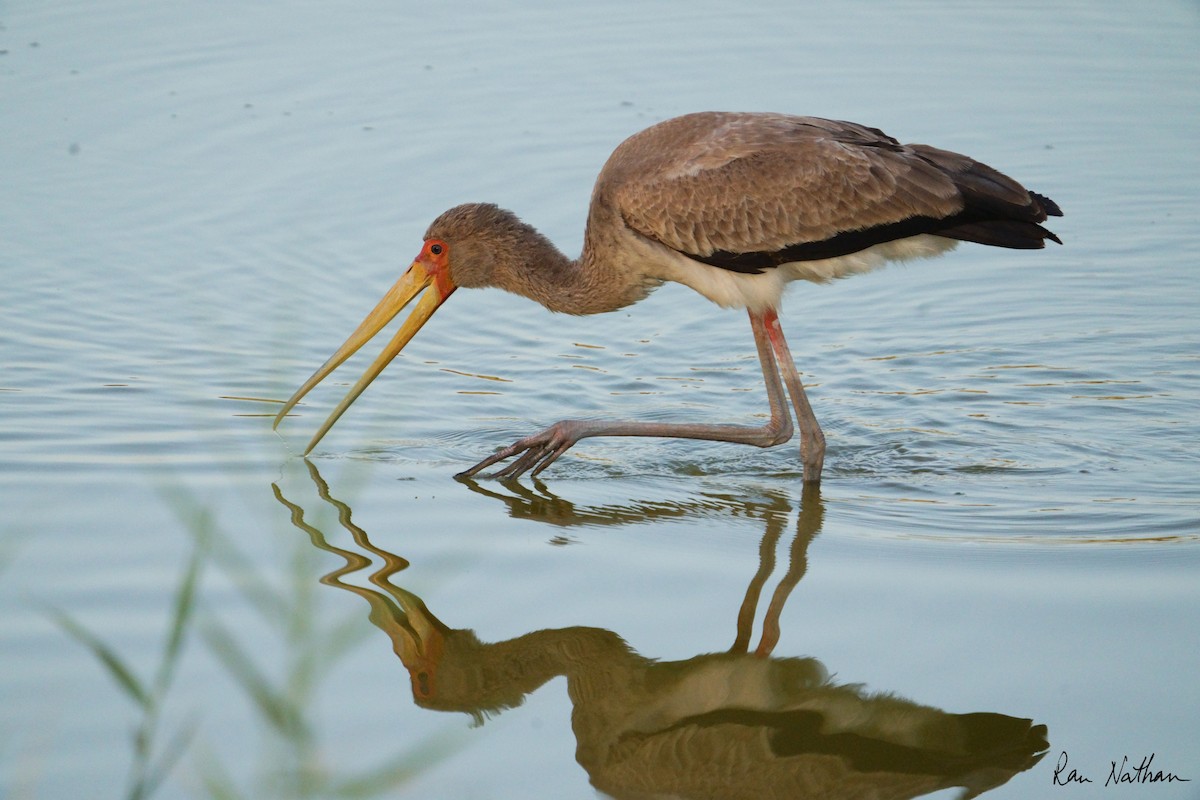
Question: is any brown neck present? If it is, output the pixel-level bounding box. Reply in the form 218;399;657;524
492;223;654;316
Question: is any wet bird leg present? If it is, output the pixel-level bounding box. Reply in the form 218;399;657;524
763;308;825;483
456;310;803;480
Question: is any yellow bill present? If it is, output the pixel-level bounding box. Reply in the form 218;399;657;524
273;260;455;454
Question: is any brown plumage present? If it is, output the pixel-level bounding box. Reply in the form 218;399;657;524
274;111;1062;481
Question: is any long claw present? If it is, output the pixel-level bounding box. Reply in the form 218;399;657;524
494;446;544;480
529;441;572;478
455;442;521;479
456;421;583;480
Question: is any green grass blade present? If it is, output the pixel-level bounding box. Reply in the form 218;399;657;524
194;746;249;800
46;606;149;709
159;483;287;626
313;613;373;676
328;734;463;798
202;619;307;740
136;718;199;800
154;548;205;697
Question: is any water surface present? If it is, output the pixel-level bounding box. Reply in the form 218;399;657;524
2;1;1198;798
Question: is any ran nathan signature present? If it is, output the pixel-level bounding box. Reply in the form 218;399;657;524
1054;751;1191;787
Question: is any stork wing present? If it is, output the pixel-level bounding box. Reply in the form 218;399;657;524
606;113;1057;272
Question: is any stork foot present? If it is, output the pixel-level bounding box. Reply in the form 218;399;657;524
455;420;587;480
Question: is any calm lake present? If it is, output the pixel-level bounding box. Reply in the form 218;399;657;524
2;1;1197;798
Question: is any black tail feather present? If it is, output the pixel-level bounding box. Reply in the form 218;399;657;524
1031;191;1063;218
937;219;1062;249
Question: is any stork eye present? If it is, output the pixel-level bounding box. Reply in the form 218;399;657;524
429;242;444;256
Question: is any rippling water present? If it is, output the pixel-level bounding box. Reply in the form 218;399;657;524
3;1;1198;798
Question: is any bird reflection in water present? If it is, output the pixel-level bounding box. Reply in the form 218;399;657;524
273;462;1047;799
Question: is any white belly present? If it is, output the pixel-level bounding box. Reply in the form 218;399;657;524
651;234;959;312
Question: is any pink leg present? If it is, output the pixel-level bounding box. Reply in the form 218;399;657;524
762;309;825;484
457;310;796;480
